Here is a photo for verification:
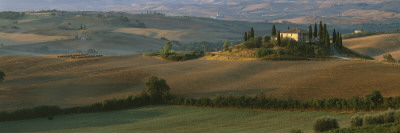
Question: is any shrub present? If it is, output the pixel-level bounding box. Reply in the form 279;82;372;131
256;48;271;58
313;117;339;132
290;129;303;133
383;109;395;123
383;54;396;62
364;114;385;126
394;110;400;122
364;90;384;110
0;70;5;82
145;76;170;103
350;115;363;127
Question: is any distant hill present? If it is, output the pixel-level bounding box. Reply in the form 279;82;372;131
3;0;400;30
0;11;293;56
343;33;400;60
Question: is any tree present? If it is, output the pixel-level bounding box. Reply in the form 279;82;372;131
86;49;98;54
339;34;343;49
323;23;327;40
325;31;330;48
364;90;384;109
308;24;312;45
244;32;248;41
318;21;323;40
271;25;276;36
336;32;340;48
277;31;281;46
223;42;229;52
202;44;209;52
314;23;318;38
263;35;271;43
332;29;336;44
145;76;170;103
162;41;172;54
383;54;396;62
250;27;255;39
0;70;5;82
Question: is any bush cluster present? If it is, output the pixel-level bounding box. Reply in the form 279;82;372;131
169;90;398;112
349;109;400;128
160;52;204;61
313;117;339;132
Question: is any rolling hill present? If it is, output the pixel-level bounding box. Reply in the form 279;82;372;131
0;105;353;133
0;55;399;111
0;11;293;56
343;33;400;60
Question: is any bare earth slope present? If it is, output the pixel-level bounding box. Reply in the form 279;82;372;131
0;55;400;110
343;33;400;60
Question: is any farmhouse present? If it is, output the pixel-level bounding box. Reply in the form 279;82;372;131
354;30;362;34
280;28;309;42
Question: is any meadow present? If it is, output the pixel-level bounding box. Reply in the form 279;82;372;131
0;105;353;133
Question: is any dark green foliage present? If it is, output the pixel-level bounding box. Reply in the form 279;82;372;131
384;110;396;123
332;29;336;44
364;90;384;110
243;36;263;48
329;122;400;133
277;31;281;46
291;129;303;133
244;32;248;41
314;23;318;38
313;117;339;132
383;54;396;62
0;70;5;82
0;11;25;19
86;49;98;54
145;76;171;103
160;51;204;61
272;25;276;36
364;114;385;126
256;48;271;57
325;31;330;48
308;24;312;44
161;41;172;54
263;35;271;43
351;115;363;127
247;27;255;40
319;21;323;40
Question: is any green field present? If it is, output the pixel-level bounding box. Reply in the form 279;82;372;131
0;105;353;133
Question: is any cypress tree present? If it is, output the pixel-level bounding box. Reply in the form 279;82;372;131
250;27;255;38
248;30;252;40
314;23;318;38
272;25;276;36
340;34;343;49
332;29;336;44
277;31;281;46
318;21;323;40
244;32;248;42
325;31;330;48
336;32;340;47
323;23;327;41
308;24;312;44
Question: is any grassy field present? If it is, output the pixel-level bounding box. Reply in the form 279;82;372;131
0;105;354;133
343;33;400;60
1;55;400;110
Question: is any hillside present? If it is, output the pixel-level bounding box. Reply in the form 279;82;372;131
0;105;353;133
0;11;293;56
1;55;400;110
343;33;400;60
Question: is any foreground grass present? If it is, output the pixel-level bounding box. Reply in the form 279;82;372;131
0;105;352;133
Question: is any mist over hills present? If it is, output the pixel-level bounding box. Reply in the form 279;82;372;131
2;0;400;25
